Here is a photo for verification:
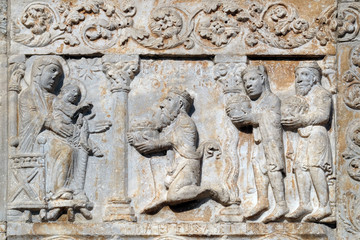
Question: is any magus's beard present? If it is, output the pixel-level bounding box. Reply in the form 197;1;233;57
160;107;180;128
296;82;312;96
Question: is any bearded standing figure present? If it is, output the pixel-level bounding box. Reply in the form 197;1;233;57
228;65;288;223
282;62;333;222
129;88;229;213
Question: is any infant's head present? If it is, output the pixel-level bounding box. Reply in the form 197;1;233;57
61;83;81;105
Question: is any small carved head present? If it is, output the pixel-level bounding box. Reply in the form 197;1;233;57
32;56;64;94
159;88;193;127
59;83;81;105
295;61;322;96
241;65;269;100
168;88;193;113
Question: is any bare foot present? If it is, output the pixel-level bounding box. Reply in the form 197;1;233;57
285;204;313;221
47;208;61;221
303;205;332;222
141;198;165;214
210;184;231;206
244;201;269;219
263;203;289;223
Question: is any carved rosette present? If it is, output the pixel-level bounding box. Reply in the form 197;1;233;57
343;120;360;182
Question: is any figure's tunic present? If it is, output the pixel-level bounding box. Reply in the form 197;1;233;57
251;91;285;174
159;112;200;189
295;85;333;174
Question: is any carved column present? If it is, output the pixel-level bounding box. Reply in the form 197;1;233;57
0;0;7;232
102;55;139;222
213;55;248;222
8;55;25;154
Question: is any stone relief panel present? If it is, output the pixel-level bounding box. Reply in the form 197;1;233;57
122;56;337;228
4;56;339;238
1;0;352;239
7;55;116;222
9;0;337;56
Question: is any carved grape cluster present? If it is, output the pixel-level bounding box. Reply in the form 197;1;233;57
150;8;182;39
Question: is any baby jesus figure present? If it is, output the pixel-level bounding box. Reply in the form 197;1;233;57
52;83;102;157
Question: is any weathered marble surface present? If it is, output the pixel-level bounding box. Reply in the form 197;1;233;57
2;0;360;239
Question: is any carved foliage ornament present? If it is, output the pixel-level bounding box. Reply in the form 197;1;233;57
341;46;360;182
102;57;140;93
13;1;355;50
340;191;360;235
343;120;360;181
342;46;360;110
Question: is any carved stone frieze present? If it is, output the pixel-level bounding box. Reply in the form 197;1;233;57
11;0;341;53
1;0;358;239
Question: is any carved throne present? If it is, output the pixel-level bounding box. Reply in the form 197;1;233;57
7;56;92;222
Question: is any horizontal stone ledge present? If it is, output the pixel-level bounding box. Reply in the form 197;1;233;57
7;222;334;238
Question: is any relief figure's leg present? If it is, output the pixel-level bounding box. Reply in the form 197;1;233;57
141;163;197;214
48;138;73;200
303;167;331;222
303;132;332;222
263;170;289;223
285;167;313;220
166;164;208;205
244;162;269;219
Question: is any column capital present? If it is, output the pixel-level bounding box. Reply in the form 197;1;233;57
102;55;140;94
213;55;248;94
